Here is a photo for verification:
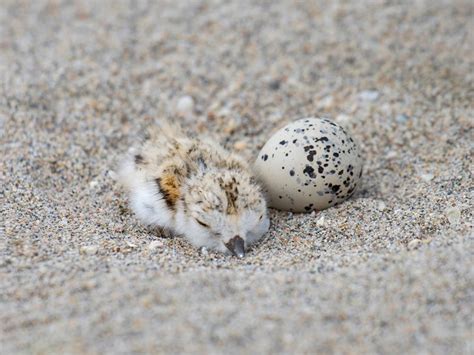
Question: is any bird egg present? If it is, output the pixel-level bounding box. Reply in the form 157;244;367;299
254;117;363;212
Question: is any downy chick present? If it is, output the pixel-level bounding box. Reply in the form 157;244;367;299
118;123;270;257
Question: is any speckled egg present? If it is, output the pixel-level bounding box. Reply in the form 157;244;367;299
254;117;363;212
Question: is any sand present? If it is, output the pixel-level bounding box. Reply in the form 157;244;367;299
1;0;473;354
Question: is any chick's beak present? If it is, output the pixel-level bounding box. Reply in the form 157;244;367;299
225;236;245;258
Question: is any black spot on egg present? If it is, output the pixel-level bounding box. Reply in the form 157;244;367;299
303;165;316;178
261;154;268;161
307;150;317;162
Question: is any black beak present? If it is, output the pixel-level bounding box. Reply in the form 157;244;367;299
225;236;245;258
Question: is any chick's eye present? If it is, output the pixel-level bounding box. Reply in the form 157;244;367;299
259;215;263;220
195;219;209;228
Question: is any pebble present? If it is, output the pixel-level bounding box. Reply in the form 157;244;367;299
358;90;379;101
386;151;398;159
223;119;238;134
80;245;99;255
396;114;409;123
445;207;461;225
108;170;118;181
335;114;351;126
217;107;232;119
419;173;434;182
376;201;387;211
126;241;138;248
316;216;326;226
176;95;194;117
407;239;421;250
318;95;334;109
233;140;247;151
148;240;164;251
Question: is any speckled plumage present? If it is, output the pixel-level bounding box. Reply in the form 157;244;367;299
118;122;270;256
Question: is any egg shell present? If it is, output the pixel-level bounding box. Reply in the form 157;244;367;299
254;117;363;212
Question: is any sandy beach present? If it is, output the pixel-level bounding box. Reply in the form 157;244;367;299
1;1;472;353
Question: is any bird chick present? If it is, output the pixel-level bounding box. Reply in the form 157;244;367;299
118;122;270;257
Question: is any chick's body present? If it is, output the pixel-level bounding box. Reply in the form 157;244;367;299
119;123;270;257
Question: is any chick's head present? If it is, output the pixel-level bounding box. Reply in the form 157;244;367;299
179;169;270;257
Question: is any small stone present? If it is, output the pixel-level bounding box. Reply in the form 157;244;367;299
217;107;232;118
108;170;118;180
223;119;237;134
233;140;247;151
420;173;434;182
148;240;163;251
176;95;194;117
396;114;409;123
200;247;209;256
318;95;334;109
110;62;120;75
407;239;421;250
141;80;153;96
376;201;387;211
358;90;379;101
80;245;99;255
335;114;351;126
126;241;137;248
316;216;326;226
445;207;461;225
386;151;397;159
89;180;99;188
310;210;317;217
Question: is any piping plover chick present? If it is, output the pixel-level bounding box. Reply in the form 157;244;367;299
118;122;270;257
